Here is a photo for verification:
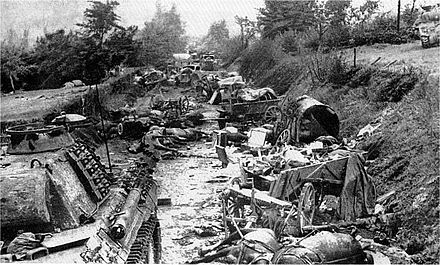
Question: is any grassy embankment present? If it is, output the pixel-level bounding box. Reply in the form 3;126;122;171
238;40;439;263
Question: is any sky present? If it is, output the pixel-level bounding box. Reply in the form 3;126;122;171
1;0;439;42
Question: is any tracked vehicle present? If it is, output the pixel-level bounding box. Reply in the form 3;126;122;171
0;123;161;263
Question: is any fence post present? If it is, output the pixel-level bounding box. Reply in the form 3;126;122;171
353;47;357;68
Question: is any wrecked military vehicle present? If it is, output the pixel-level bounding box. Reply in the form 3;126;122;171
413;5;440;48
0;123;160;263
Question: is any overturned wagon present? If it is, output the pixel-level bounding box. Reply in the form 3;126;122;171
275;95;340;145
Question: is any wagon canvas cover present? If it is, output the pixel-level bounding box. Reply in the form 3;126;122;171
236;87;277;102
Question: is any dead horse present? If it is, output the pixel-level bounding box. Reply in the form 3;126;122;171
268;231;368;264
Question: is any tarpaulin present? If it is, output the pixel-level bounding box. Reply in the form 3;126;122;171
236;87;277;102
339;153;376;221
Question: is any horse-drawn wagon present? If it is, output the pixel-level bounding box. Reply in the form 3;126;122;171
221;151;375;236
215;82;283;129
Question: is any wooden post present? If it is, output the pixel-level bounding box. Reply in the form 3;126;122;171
95;84;112;173
353;47;357;68
397;0;401;32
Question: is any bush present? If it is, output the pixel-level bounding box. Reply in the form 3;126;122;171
350;12;414;46
372;68;419;102
219;36;244;66
257;58;302;95
239;39;284;83
277;30;301;54
322;25;351;48
301;49;350;86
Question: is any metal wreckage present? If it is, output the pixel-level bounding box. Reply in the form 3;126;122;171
0;71;396;264
0;123;161;263
188;89;392;264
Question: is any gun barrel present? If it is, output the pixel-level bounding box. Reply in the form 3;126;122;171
110;188;141;240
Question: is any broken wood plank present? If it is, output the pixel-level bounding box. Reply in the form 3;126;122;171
158;197;172;206
376;190;396;204
42;224;94;252
229;187;291;207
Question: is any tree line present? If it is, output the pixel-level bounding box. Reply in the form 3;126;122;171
1;1;187;92
1;0;422;93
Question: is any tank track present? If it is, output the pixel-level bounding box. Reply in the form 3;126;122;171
126;216;161;264
119;165;157;206
65;142;112;201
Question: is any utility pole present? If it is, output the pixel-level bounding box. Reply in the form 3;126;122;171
397;0;401;32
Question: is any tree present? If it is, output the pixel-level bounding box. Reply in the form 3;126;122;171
30;29;84;89
77;0;123;47
1;29;35;92
106;25;141;67
401;2;421;27
235;16;258;49
258;0;317;39
1;45;25;92
76;0;137;83
137;3;187;67
204;19;229;52
347;0;379;27
315;0;351;46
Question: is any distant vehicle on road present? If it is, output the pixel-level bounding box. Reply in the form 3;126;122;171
201;53;216;71
175;64;201;86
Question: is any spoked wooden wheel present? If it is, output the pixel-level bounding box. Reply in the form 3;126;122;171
179;96;189;114
276;129;291;145
263;106;281;124
222;191;245;220
297;183;316;234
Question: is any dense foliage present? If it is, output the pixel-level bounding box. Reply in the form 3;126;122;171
136;3;187;68
1;1;187;92
257;0;420;51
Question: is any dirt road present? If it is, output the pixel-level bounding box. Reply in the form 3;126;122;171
343;41;440;73
93;87;231;263
154;145;227;263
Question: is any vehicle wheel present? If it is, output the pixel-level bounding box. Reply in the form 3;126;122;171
180;96;189;114
276;129;291;146
222;190;245;220
297;183;316;234
263;106;281;124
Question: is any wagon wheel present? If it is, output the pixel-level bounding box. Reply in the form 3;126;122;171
263;106;281;124
297;183;316;234
179;96;189;114
222;190;245;224
275;129;291;146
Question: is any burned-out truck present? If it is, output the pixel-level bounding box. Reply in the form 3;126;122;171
0;123;160;263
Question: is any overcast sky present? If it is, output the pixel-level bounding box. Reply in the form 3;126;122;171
1;0;439;42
